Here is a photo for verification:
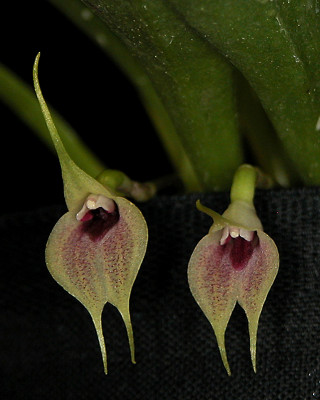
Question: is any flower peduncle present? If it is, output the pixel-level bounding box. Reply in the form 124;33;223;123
230;164;257;205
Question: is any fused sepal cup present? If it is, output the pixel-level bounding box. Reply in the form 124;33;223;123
187;166;279;375
33;53;148;374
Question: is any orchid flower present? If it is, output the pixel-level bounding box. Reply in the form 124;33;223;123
33;53;148;374
188;165;279;375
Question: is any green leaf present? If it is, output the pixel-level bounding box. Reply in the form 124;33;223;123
49;0;202;191
166;0;320;185
78;0;244;191
235;73;300;187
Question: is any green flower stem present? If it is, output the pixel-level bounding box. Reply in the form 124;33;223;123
0;61;105;178
96;169;130;195
49;0;201;192
230;164;274;206
97;169;179;201
230;164;258;205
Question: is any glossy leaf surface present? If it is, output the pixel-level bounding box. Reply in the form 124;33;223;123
81;0;244;191
81;0;320;185
167;0;320;184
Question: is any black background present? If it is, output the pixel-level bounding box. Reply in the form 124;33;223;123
0;1;172;214
1;3;320;399
1;189;320;400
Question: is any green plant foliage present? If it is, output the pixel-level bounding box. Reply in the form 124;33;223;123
49;0;202;192
166;0;320;184
80;0;244;191
79;0;320;186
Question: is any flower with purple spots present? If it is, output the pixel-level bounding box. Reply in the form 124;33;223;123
188;166;279;375
34;54;148;374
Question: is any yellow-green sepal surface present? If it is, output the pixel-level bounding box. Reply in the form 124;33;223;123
33;53;148;374
188;168;279;375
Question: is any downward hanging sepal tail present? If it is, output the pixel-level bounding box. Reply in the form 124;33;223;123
188;165;279;375
33;53;148;374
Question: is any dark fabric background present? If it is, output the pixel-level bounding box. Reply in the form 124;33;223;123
0;188;319;399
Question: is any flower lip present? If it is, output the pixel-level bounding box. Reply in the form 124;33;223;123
219;226;258;271
76;194;119;241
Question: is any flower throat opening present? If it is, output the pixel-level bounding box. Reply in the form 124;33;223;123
220;226;259;271
76;195;120;242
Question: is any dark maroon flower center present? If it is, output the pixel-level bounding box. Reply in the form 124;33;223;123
80;205;120;242
221;233;258;271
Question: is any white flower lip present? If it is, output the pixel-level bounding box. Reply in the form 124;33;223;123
220;226;255;245
76;194;116;221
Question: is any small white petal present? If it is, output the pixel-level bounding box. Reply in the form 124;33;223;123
76;203;89;221
220;226;230;245
95;195;116;212
240;228;255;241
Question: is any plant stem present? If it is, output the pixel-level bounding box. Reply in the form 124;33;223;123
97;169;180;201
230;164;258;204
235;73;300;187
230;163;274;205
